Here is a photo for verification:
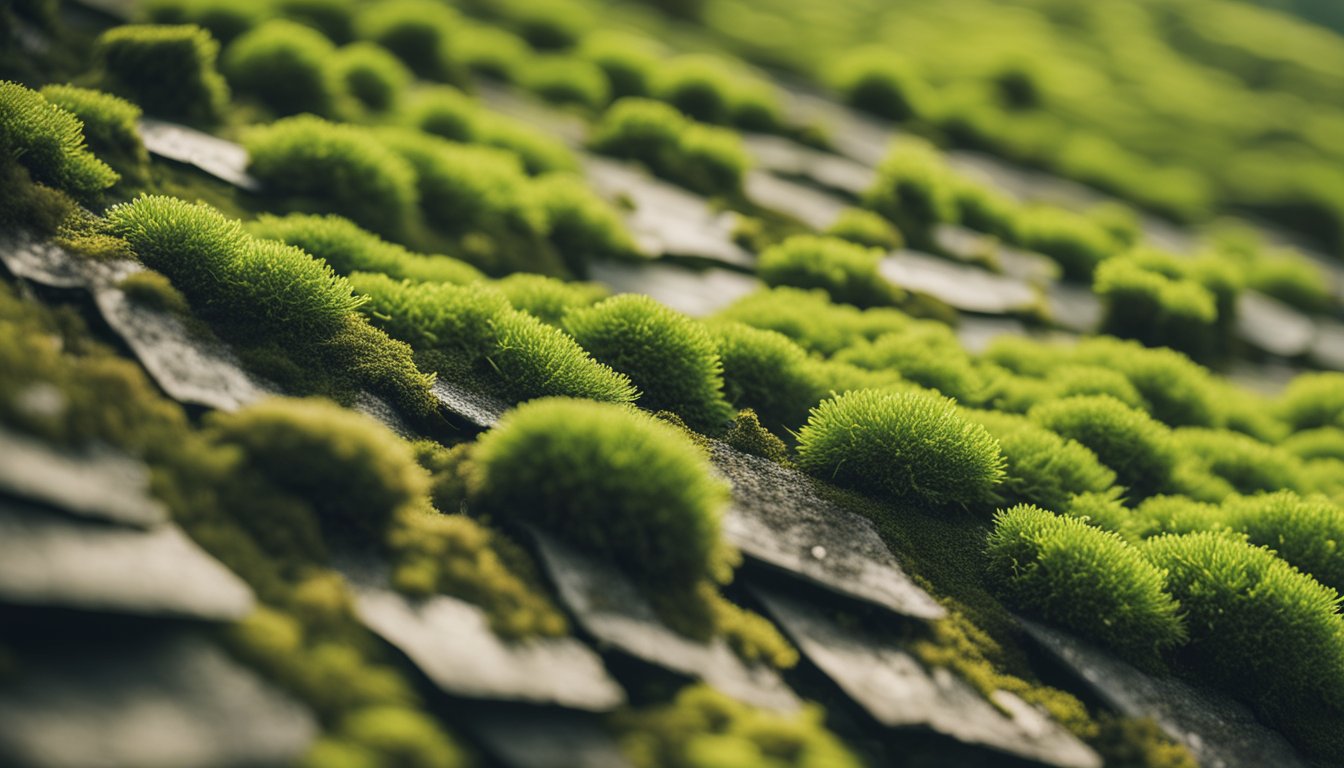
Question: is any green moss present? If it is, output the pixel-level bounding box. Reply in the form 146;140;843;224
1172;428;1306;496
412;439;470;514
651;54;782;130
1141;532;1344;713
402;87;577;175
331;42;412;112
0;81;119;198
951;177;1020;240
37;84;147;180
986;504;1186;662
830;48;932;122
523;55;609;110
1030;395;1176;500
1131;495;1227;540
577;30;660;100
468;398;734;587
1090;717;1198;768
248;213;484;285
531;172;640;271
244;116;419;237
93;24;229;123
354;0;466;84
455;23;530;82
797;389;1004;506
225;19;345;117
140;0;268;45
565;294;734;432
1222;491;1344;593
276;0;355;42
1094;253;1220;359
1011;206;1116;282
118;270;189;315
709;591;797;669
590;98;750;197
1049;365;1147;410
332;706;466;768
707;321;825;434
721;409;791;465
713;286;913;357
757;234;901;309
1069;339;1221;429
863;140;959;247
1281;426;1344;462
968;410;1117;512
825;207;903;250
493;272;607;326
103;194;249;301
1277;372;1344;431
833;328;985;404
614;684;860;768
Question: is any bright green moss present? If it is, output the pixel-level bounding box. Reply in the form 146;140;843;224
1069;338;1221;429
140;0;268;45
825;207;904;250
530;172;640;270
1277;372;1344;431
0;81;119;197
1282;427;1344;462
102;194;248;301
590;98;750;197
1211;382;1288;444
523;55;609;110
401;88;577;176
207;397;429;539
1222;491;1344;594
951;176;1021;240
455;23;530;82
331;42;412;112
493;273;607;326
244;116;419;237
797;389;1005;506
118;270;190;315
577;30;660;100
710;592;798;669
490;310;639;404
331;706;465;768
248;213;483;285
400;86;475;142
1094;254;1220;358
1246;254;1332;314
93;24;229;123
651;54;782;130
1132;495;1227;539
354;0;466;84
863;140;959;246
1090;717;1199;768
1049;365;1147;410
224;20;344;117
468;398;734;587
757;234;901;308
721;409;791;464
234;237;367;340
276;0;355;42
616;684;860;768
969;410;1117;512
986;505;1186;661
713;286;913;357
1141;532;1344;712
351;273;508;359
1030;395;1177;500
834;329;985;404
830;48;932;122
37;84;147;178
1012;206;1116;282
706;321;827;434
1066;492;1141;539
565;294;734;432
1172;428;1307;496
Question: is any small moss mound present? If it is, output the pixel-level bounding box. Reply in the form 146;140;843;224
830;49;932;122
577;30;660;100
37;84;147;178
523;55;610;110
649;53;782;131
1281;427;1344;462
1141;531;1344;712
797;389;1005;506
493;272;607;326
713;286;914;357
93;24;229;123
118;270;189;315
834;328;984;404
1011;206;1117;281
332;42;412;112
986;504;1186;661
707;321;826;434
354;0;466;84
1277;372;1344;432
757;234;901;308
565;294;734;432
825;207;904;250
1172;428;1306;497
468;398;734;587
1030;395;1176;500
1222;491;1344;594
328;705;466;768
589;97;750;197
402;87;577;175
530;172;640;270
969;410;1117;511
1094;253;1220;359
224;19;343;117
0;81;119;198
863;140;959;246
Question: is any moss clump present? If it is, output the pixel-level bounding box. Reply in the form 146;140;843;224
721;409;791;465
207;397;429;539
707;321;826;434
863;140;958;247
523;55;610;110
276;0;356;42
834;328;985;404
1130;495;1226;540
797;389;1004;506
402;88;577;175
650;54;782;130
493;273;607;326
93;24;229;123
987;505;1186;662
1049;365;1147;410
328;706;466;768
118;270;189;315
1221;491;1344;594
577;30;661;100
530;172;640;271
1011;207;1117;282
952;177;1020;240
830;49;932;122
1172;428;1306;497
455;23;530;82
331;42;412;113
1094;253;1220;359
244;116;418;237
1281;427;1344;462
969;410;1117;512
224;19;344;117
37;84;147;180
1068;338;1220;429
825;207;903;250
1030;395;1176;500
589;97;750;197
248;213;483;285
1245;254;1332;314
0;81;119;198
1277;372;1344;431
1141;532;1344;713
140;0;268;45
615;684;859;768
565;294;734;432
468;398;734;587
354;0;466;85
713;286;913;357
757;234;901;309
1090;717;1199;768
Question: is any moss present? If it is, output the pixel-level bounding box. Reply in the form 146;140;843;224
140;0;268;46
276;0;355;42
207;397;428;539
650;54;782;130
531;172;640;271
863;140;959;247
1131;495;1227;540
493;272;607;326
403;87;577;175
468;398;734;587
590;98;750;197
1172;428;1306;496
93;24;229;123
986;505;1186;663
0;80;119;198
614;684;860;768
1090;716;1198;768
332;706;466;768
1030;395;1176;500
951;177;1020;240
1221;491;1344;594
244;116;419;237
37;84;148;180
225;20;345;117
577;30;661;100
968;410;1117;512
1049;365;1147;410
825;207;903;250
706;321;826;434
1245;253;1332;314
1094;254;1220;359
412;440;471;514
523;55;609;110
1281;426;1344;462
387;504;568;638
1069;338;1220;429
455;23;530;82
797;389;1004;506
332;42;412;113
830;49;932;122
833;328;985;404
1011;206;1116;282
565;294;734;432
354;0;466;84
1141;532;1344;714
118;270;189;315
721;409;791;465
713;286;913;357
1277;372;1344;431
248;213;484;285
757;234;901;309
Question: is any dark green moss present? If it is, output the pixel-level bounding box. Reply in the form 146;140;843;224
118;270;189;315
331;42;412;112
707;320;827;434
93;24;229;123
354;0;467;84
224;19;345;117
523;55;609;110
830;49;932;122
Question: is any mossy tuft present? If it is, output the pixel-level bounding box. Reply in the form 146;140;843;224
93;24;229;122
757;234;901;308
